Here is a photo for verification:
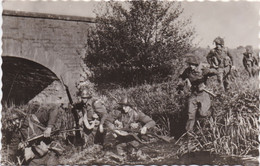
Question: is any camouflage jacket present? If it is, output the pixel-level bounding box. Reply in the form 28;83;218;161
207;47;233;68
74;98;108;125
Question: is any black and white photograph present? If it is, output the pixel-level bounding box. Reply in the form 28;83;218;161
1;0;259;165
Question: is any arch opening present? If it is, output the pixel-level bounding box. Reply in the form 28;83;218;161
2;56;60;105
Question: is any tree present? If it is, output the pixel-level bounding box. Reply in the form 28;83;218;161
85;1;195;88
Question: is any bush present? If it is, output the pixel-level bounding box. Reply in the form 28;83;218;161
85;1;195;87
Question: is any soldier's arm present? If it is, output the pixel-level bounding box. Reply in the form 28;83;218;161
227;49;234;66
206;50;214;64
136;111;156;129
202;67;218;77
107;109;121;123
242;55;247;68
47;106;60;128
93;100;108;125
177;68;191;92
179;68;190;80
253;54;258;65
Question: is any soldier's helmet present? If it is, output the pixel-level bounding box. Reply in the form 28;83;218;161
118;97;132;107
185;54;200;66
213;37;224;46
80;89;92;99
245;45;253;54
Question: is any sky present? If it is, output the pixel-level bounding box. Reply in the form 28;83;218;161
3;0;260;49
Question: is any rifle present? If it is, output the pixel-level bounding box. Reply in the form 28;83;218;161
60;76;73;105
23;128;82;146
60;76;82;140
120;128;172;143
107;128;146;144
202;89;216;97
108;128;172;144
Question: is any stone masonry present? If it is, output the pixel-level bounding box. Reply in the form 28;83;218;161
2;10;95;104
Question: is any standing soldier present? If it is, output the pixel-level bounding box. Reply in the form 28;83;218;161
17;103;63;165
178;54;217;131
73;89;108;147
105;97;156;158
243;45;258;77
206;37;233;91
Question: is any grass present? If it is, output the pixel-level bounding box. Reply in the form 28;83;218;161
175;73;259;157
1;48;259;164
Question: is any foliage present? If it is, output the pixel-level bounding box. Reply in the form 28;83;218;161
85;1;195;87
176;75;259;157
101;76;189;137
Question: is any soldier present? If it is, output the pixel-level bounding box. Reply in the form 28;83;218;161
206;37;233;91
105;97;156;157
73;89;108;146
243;45;258;77
178;54;217;131
17;103;63;165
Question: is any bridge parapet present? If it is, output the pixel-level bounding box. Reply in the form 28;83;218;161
2;10;95;104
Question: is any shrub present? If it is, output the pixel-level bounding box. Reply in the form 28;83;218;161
85;1;195;87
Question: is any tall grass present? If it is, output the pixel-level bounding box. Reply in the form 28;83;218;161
176;73;259;157
101;68;259;157
101;79;188;137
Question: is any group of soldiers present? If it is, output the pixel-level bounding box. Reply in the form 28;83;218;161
7;88;157;165
6;37;258;165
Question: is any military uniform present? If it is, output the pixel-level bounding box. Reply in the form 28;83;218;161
206;37;233;91
179;56;217;131
74;98;108;127
243;46;258;77
106;100;155;156
18;104;61;165
74;97;108;146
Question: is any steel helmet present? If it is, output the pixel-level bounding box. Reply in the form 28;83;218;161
80;89;92;98
213;37;224;46
245;45;253;54
118;97;132;107
185;54;199;65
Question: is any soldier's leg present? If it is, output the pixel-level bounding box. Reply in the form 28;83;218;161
217;68;225;91
186;96;198;131
245;65;250;77
223;66;232;91
197;92;211;117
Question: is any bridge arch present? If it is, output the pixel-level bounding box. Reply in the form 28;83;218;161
2;55;77;105
2;10;94;105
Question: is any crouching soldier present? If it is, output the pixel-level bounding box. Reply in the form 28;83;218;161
17;103;63;165
104;97;155;158
178;54;217;131
73;89;108;147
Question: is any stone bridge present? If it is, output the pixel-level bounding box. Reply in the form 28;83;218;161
2;10;95;105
